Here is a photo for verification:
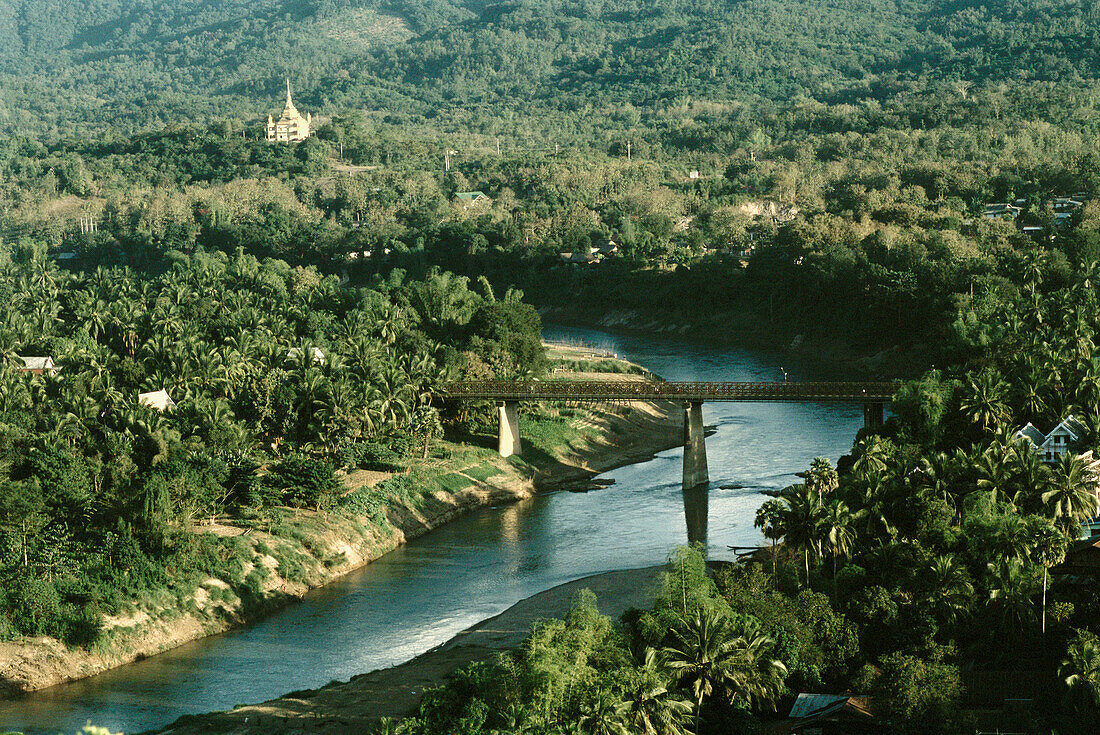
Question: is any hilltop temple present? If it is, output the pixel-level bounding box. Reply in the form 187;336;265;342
265;79;311;142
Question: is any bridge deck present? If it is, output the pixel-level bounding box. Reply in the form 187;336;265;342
442;380;897;403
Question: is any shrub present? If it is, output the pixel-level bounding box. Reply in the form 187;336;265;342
269;453;341;510
6;576;63;637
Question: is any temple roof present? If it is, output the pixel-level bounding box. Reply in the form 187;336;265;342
279;78;303;122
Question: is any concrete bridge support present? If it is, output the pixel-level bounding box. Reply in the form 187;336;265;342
498;400;522;458
863;402;885;430
682;401;709;490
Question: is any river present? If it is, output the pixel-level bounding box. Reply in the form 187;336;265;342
1;325;865;735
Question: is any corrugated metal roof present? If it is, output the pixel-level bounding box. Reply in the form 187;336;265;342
789;694;850;718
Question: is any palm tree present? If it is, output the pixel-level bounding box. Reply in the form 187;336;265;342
1061;631;1100;709
617;648;693;735
724;621;788;713
754;499;785;579
926;555;974;627
661;609;741;730
805;457;838;497
820;497;861;584
778;483;826;584
1031;522;1069;636
959;370;1011;431
577;691;629;735
987;559;1037;632
1042;453;1100;533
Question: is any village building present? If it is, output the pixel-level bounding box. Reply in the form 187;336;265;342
592;237;619;257
762;693;880;734
558;251;597;264
1014;415;1088;463
983;203;1022;219
286;346;326;365
453;191;491;209
138;389;176;412
265;79;312;143
17;356;60;375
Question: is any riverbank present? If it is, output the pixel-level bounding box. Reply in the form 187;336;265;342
539;305;930;379
0;357;682;697
153;566;666;734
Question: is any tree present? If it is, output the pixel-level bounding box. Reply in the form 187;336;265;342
777;483;826;584
805;457;838;497
925;555;974;628
1042;453;1100;533
661;609;740;731
959;370;1010;432
1031;522;1069;636
1063;629;1100;707
617;648;693;735
754;499;785;579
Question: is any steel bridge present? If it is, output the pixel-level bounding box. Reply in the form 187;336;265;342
442;380;898;403
442;380;898;490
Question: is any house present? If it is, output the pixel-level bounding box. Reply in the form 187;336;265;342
767;693;881;735
688;170;700;179
558;252;597;264
592;238;619;256
138;390;176;412
453;191;491;209
1053;197;1083;212
983;203;1022;219
17;356;60;375
1015;415;1088;463
286;346;326;366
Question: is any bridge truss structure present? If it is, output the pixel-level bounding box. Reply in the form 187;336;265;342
442;380;898;403
441;379;898;490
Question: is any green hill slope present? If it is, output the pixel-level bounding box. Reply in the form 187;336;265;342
5;0;1100;135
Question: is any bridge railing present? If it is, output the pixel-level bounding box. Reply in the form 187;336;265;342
441;380;898;402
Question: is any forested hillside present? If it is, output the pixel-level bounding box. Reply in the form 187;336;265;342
6;0;1100;135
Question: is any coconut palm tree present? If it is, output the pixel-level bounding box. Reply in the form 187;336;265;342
926;554;974;627
577;691;629;735
661;609;741;730
1042;453;1100;533
777;483;825;585
617;648;692;735
1061;631;1100;709
821;497;861;583
960;370;1011;431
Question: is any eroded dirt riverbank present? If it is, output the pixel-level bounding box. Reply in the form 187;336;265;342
0;396;680;697
154;566;665;734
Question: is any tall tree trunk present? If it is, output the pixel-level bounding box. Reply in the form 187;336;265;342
1042;566;1048;636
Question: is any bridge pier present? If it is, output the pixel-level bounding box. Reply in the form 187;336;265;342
498;400;522;458
682;401;709;490
863;402;885;430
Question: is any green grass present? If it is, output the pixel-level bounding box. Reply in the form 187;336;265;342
461;462;501;482
435;473;474;493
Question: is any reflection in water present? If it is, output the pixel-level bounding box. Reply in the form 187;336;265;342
1;325;865;735
682;485;709;549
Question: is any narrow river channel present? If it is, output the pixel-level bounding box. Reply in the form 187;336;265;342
1;325;866;735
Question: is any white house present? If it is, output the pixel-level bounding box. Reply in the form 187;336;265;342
138;389;177;412
1015;415;1088;463
286;346;326;366
17;356;60;375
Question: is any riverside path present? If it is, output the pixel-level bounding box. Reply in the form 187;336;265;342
441;380;898;490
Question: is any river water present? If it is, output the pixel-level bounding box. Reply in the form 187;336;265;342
1;325;865;735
